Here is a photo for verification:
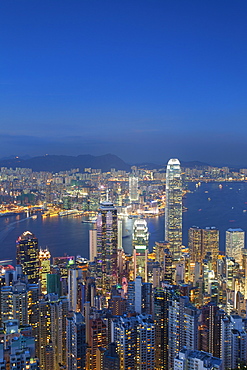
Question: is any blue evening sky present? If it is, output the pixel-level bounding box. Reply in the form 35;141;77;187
0;0;247;165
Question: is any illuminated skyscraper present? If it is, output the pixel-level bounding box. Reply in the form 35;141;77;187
226;228;245;266
133;219;149;282
188;226;219;272
165;158;182;260
96;202;118;300
129;176;139;202
39;248;51;294
16;231;39;284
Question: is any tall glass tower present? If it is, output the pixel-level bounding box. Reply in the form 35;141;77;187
16;231;39;284
96;202;118;300
165;158;182;260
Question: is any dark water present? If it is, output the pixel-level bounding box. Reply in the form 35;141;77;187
0;182;246;262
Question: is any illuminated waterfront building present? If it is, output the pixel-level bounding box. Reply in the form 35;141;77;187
165;158;182;260
16;231;39;284
133;219;149;282
39;248;51;294
226;228;245;266
96;202;118;300
129;175;139;202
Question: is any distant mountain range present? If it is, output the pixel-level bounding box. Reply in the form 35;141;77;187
0;154;131;173
0;154;215;173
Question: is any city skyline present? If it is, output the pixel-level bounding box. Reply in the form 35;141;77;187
1;1;247;165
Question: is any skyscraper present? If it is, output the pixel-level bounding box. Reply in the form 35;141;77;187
133;218;149;282
16;231;39;284
165;158;182;260
96;202;118;301
39;248;51;294
129;176;139;202
188;226;219;272
226;228;245;266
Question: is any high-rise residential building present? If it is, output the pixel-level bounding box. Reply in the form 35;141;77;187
96;202;118;301
112;314;155;370
16;231;39;284
133;219;149;282
221;314;247;369
89;226;97;262
165;158;182;260
103;343;120;370
198;304;226;358
87;316;107;370
68;267;83;312
66;312;86;370
168;296;199;368
39;247;51;294
174;349;222;370
226;228;245;266
153;286;175;370
129;176;139;202
38;295;68;370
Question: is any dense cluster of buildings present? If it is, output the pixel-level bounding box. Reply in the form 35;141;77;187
0;159;247;369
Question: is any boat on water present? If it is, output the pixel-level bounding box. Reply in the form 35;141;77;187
81;219;96;223
31;215;38;220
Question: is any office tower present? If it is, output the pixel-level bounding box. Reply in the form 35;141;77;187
188;226;203;265
38;295;68;370
112;314;154;370
67;312;86;370
103;343;120;370
202;227;219;272
39;247;51;294
189;226;219;272
165;158;182;260
174;349;222;370
153;241;173;283
16;231;39;284
129;175;139;202
168;296;199;369
96;202;118;301
47;273;61;296
133;219;149;282
53;255;75;296
226;228;245;266
221;314;247;369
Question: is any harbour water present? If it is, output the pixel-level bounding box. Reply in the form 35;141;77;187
0;182;247;262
